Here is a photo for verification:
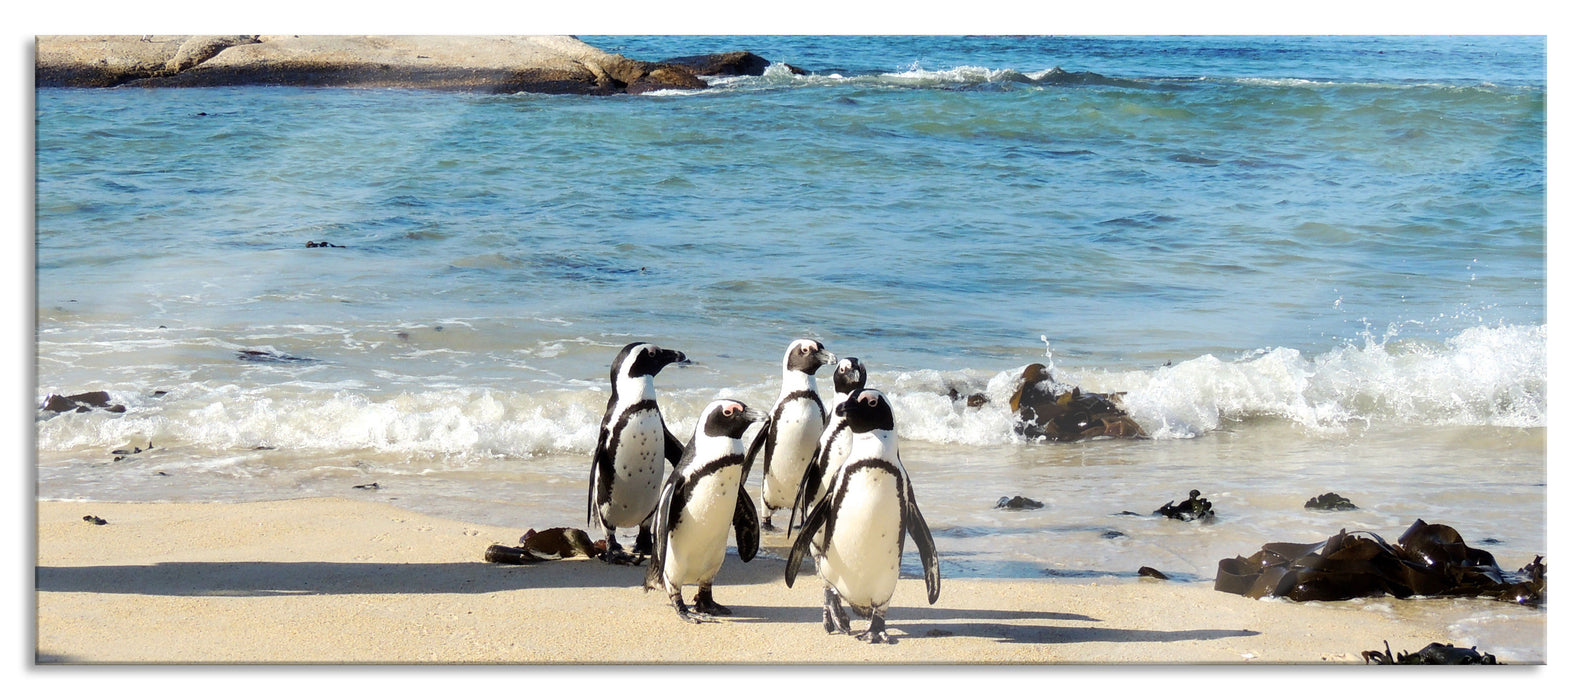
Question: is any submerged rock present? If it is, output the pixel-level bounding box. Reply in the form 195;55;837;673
1137;566;1169;580
1362;641;1502;665
994;495;1045;511
1010;363;1143;442
1305;492;1358;511
1155;489;1214;521
660;51;775;76
237;349;315;363
1214;519;1546;606
947;386;991;408
41;391;126;414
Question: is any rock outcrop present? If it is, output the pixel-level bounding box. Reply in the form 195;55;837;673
35;35;718;95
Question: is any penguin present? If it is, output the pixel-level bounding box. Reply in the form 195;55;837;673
744;338;838;532
644;399;767;622
586;341;691;563
790;356;867;531
785;388;941;644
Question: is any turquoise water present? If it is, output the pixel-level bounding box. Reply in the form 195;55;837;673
33;35;1546;657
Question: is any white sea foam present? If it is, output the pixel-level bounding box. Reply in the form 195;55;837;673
37;323;1544;457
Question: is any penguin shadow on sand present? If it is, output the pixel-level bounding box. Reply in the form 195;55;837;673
893;604;1258;646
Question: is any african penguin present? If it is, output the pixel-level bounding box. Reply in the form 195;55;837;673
744;338;837;532
785;388;941;644
791;356;867;530
586;341;690;562
644;399;767;622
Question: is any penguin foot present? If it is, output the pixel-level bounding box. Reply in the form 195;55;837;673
856;617;893;644
599;549;644;566
856;628;893;644
668;594;715;623
760;515;778;533
693;589;732;616
822;587;851;634
633;527;655;556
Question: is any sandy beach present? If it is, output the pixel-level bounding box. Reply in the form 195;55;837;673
34;497;1543;665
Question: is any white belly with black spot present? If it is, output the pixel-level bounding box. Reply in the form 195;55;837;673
664;466;743;586
763;400;824;509
605;408;666;528
818;468;903;611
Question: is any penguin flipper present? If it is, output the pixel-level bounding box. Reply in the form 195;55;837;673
587;427;612;529
903;481;941;605
646;470;685;591
789;450;824;532
663;421;685;468
733;484;760;562
784;496;830;588
743;421;770;473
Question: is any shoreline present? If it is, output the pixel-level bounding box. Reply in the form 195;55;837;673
35;497;1545;664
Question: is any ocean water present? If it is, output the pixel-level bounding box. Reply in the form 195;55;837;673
35;36;1546;658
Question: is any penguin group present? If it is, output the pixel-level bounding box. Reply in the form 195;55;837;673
588;338;940;642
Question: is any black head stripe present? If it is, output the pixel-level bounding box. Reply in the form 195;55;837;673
610;342;645;387
623;343;687;379
842;389;895;433
703;400;756;439
833;357;867;395
785;339;828;374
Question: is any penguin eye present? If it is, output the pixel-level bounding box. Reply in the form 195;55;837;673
646;347;656;356
864;395;878;407
722;405;736;417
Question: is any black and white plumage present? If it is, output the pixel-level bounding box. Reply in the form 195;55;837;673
586;341;690;562
745;338;837;532
785;388;941;644
644;399;767;623
791;356;867;531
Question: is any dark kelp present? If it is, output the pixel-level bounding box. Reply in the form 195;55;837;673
1362;641;1502;665
1009;363;1144;442
1214;519;1545;606
1155;489;1215;521
484;527;603;565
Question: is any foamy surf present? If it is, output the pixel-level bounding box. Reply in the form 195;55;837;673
37;323;1545;458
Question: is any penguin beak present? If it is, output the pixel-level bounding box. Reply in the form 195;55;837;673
834;400;849;417
815;349;838;366
742;408;769;424
665;350;693;367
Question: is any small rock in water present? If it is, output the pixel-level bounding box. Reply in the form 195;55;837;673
82;515;107;525
947;385;991;408
352;482;380;490
1101;530;1127;539
1304;492;1358;511
1137;566;1169;580
304;240;345;248
995;495;1045;510
41;391;126;414
237;349;315;363
1155;489;1215;521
